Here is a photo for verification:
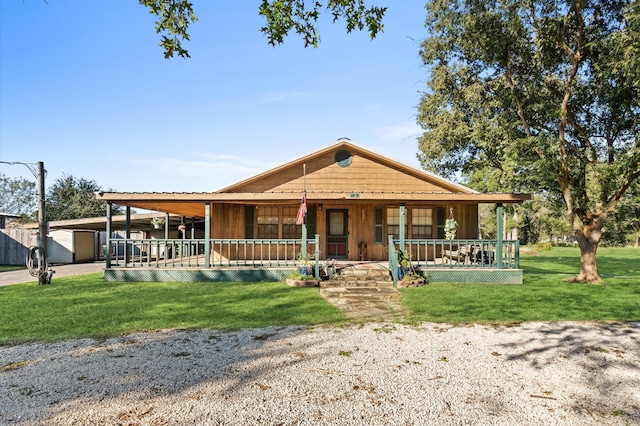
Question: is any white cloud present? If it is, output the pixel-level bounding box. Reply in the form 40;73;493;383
126;154;279;192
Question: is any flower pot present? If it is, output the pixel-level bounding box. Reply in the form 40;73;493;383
298;265;312;275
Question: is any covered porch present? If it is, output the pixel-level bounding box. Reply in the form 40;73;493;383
102;203;523;285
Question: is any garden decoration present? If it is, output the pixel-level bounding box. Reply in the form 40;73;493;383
445;208;458;240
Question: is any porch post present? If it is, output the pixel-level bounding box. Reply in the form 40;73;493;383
105;202;112;268
125;206;131;264
301;222;307;256
389;235;398;286
399;203;406;254
496;203;503;268
164;212;169;239
314;233;320;280
205;202;211;268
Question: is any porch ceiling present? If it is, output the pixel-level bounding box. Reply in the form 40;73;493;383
96;191;531;218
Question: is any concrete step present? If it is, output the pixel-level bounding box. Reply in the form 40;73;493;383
323;265;393;289
319;280;394;289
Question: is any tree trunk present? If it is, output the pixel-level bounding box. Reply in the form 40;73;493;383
566;220;603;284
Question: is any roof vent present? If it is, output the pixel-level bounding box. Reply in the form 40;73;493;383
335;149;352;167
337;137;351;141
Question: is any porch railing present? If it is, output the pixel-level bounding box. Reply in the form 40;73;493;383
389;236;520;283
106;235;320;277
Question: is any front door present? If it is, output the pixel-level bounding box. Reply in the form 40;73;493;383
326;209;348;258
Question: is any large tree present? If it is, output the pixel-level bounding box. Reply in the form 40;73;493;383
46;175;123;221
417;0;640;283
140;0;387;58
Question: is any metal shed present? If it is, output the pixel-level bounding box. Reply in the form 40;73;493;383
47;229;96;264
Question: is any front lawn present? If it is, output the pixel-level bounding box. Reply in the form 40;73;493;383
401;246;640;324
1;246;637;343
0;275;347;344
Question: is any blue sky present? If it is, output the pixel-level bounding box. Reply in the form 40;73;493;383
1;1;429;193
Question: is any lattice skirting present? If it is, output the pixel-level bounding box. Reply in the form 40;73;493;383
423;269;523;285
104;268;292;283
104;267;523;284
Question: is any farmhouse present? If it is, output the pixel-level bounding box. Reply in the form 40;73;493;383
95;139;530;284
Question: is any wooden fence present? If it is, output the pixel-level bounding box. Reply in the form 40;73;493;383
1;229;112;265
0;229;35;265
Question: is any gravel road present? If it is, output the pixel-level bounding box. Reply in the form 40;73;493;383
1;321;638;425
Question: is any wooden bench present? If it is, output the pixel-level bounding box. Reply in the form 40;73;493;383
443;244;474;264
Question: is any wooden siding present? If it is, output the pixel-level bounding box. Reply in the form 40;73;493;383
224;151;453;194
208;202;479;262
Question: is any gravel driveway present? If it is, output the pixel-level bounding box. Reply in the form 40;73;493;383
1;321;638;425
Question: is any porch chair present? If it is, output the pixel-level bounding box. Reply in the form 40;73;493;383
443;244;475;264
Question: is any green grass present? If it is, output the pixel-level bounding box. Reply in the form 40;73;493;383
0;274;347;344
0;265;25;272
1;247;638;344
401;246;640;324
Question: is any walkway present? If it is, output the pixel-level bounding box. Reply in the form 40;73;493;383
318;262;405;320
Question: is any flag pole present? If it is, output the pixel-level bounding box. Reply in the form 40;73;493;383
301;164;307;254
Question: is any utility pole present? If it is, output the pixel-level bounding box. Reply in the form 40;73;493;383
0;160;51;284
37;161;48;285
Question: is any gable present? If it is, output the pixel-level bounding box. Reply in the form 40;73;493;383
218;141;471;195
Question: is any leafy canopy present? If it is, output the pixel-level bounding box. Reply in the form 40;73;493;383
0;173;37;222
417;0;640;282
140;0;387;58
46;175;123;221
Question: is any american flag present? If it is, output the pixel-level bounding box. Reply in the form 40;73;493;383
296;192;307;225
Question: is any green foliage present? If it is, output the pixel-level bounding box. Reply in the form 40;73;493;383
0;173;37;222
287;269;315;280
46;174;123;221
139;0;198;59
601;183;640;246
139;1;387;58
417;0;640;280
259;0;386;48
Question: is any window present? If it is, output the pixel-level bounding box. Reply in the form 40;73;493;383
436;207;446;239
282;206;301;239
411;208;433;239
257;206;278;239
374;207;384;243
244;206;254;238
386;207;401;239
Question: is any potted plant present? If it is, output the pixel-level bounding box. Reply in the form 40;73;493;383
297;251;314;275
151;217;165;229
444;209;458;240
322;258;336;279
285;269;318;287
399;252;412;279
